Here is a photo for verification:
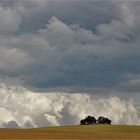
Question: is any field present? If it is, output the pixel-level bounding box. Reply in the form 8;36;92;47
0;125;139;139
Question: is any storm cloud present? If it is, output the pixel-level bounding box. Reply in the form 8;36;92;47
0;15;139;92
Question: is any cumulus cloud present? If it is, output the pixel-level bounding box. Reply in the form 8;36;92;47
0;84;139;128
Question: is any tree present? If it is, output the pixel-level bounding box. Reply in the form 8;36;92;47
80;119;86;125
80;116;96;125
98;116;111;124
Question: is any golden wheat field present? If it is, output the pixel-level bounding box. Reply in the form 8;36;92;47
0;125;139;140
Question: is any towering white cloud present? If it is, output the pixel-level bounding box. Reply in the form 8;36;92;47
0;84;139;128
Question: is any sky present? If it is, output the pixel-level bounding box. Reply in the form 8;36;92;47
0;0;140;128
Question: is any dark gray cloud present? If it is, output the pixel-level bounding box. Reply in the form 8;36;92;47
0;0;139;100
0;1;120;32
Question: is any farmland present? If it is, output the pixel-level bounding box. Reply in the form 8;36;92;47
0;125;139;139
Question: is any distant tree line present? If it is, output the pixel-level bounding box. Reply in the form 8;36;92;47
80;116;111;125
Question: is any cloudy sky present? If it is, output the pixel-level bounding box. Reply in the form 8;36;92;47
0;0;140;128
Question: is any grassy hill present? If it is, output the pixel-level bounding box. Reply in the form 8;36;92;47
0;125;139;139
